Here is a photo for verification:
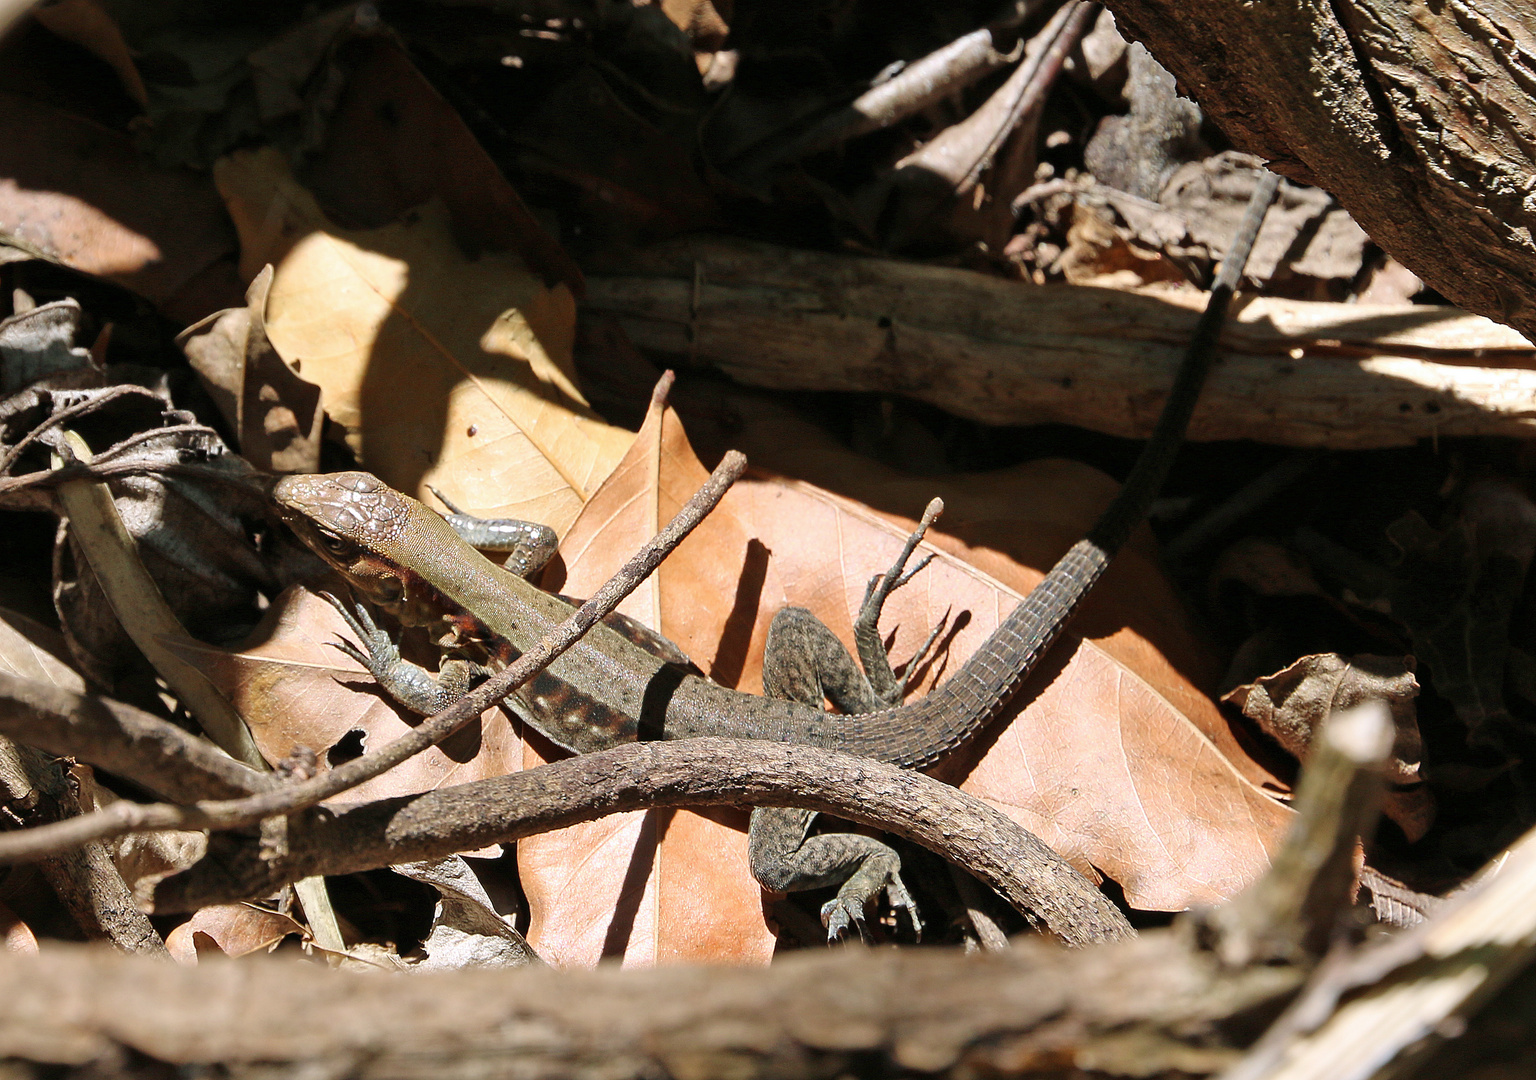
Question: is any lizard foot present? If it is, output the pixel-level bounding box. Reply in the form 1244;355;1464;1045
319;589;400;678
821;897;868;943
819;866;922;944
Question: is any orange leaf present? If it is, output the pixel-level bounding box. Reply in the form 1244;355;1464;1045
523;392;1292;964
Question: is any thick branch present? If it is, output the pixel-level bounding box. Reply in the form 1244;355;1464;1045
0;932;1300;1079
152;737;1133;948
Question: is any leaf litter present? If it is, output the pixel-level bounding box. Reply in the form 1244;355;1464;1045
0;0;1529;985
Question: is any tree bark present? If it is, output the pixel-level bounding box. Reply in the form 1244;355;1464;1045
1100;0;1536;343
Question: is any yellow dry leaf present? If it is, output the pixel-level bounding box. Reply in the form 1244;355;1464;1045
212;147;630;530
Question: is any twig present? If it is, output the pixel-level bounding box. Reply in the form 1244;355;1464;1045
0;738;166;955
150;736;1132;947
0;673;271;803
732;23;1025;175
1194;701;1392;968
0;384;164;477
0;449;749;863
895;0;1099;193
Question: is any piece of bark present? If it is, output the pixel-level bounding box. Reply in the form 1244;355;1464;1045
1096;0;1536;347
0;933;1304;1078
1221;807;1536;1080
584;236;1536;448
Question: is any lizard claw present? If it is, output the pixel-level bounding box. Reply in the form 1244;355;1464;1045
318;589;401;677
819;869;923;944
821;898;869;943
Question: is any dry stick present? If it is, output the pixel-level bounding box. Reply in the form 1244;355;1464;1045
1196;701;1393;969
897;0;1099;195
0;738;167;955
733;21;1024;175
0;449;750;862
151;737;1132;947
0;672;271;803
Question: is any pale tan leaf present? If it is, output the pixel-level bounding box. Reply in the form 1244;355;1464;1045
165;903;305;964
212;147;630;532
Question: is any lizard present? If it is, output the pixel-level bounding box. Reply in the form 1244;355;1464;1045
272;170;1280;940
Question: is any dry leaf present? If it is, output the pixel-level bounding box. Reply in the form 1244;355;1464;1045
301;38;583;296
169;587;523;807
0;608;82;692
524;393;1292;966
0;900;38;955
0;91;240;323
32;0;149;109
75;766;207;906
178;263;325;473
1225;653;1434;841
212;147;630;531
165;903;305;964
394;856;539;970
708;390;1293;909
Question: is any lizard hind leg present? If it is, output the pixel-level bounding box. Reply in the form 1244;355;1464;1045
751;506;946;942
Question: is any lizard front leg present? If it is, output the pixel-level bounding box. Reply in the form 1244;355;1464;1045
321;590;483;715
751;503;944;943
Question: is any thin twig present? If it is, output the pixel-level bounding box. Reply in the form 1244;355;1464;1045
0;384;164;477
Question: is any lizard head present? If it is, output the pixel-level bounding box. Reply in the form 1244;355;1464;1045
272;471;441;620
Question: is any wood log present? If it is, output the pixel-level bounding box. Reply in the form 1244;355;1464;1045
585;237;1536;448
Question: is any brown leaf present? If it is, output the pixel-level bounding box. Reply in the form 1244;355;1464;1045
708;391;1294;909
1224;653;1434;841
169;588;523;808
301;39;583;297
213;147;631;532
32;0;149;109
165;903;305;964
524;391;1292;963
75;765;207;907
522;397;773;967
178;264;325;474
0;900;38;955
0;91;241;323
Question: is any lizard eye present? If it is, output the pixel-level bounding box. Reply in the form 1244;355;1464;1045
317;531;357;559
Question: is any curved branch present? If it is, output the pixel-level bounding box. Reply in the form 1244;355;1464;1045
152;736;1134;947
